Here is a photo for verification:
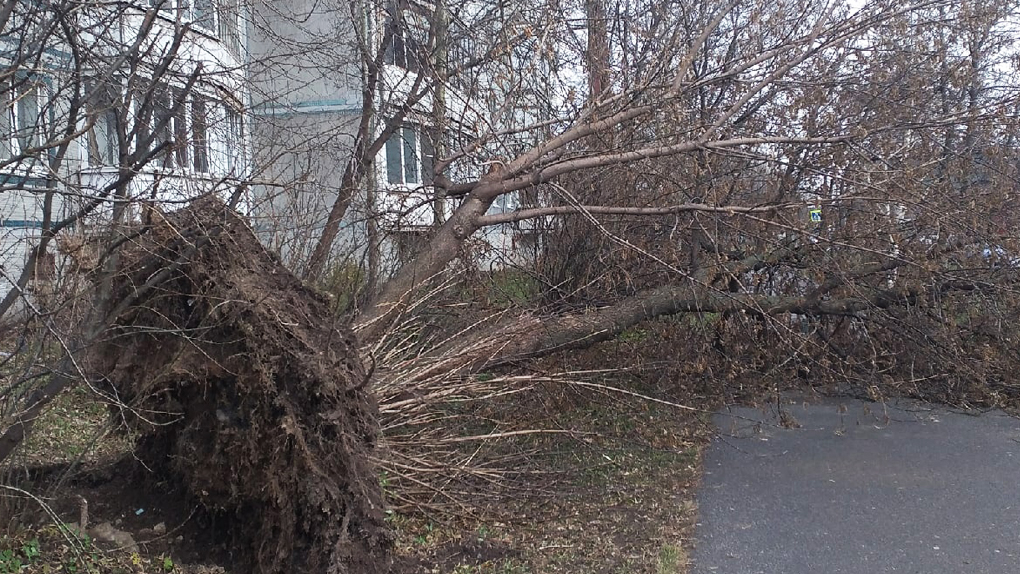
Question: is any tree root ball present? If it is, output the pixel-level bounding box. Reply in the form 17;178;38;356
91;197;391;573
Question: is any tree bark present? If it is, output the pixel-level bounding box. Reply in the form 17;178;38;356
356;188;498;341
469;279;938;370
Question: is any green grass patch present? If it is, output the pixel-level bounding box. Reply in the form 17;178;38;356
482;270;540;308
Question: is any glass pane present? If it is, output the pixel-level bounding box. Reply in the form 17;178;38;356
131;82;150;156
194;0;214;30
385;131;402;184
104;110;119;163
405;33;420;73
173;88;188;168
153;86;173;167
192;96;208;172
225;105;241;172
402;127;418;184
0;92;12;158
384;21;397;66
218;0;239;54
16;84;39;152
393;31;406;69
89;109;117;165
420;130;434;184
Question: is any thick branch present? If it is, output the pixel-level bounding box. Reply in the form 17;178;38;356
475;202;800;227
487;285;912;365
452;135;851;199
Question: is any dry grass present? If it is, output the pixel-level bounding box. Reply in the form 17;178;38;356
0;367;713;574
382;370;713;574
360;290;720;573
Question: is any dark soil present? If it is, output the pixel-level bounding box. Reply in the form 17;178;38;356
87;198;391;574
44;457;233;566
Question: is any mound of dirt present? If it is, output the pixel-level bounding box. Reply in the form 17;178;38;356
90;198;391;573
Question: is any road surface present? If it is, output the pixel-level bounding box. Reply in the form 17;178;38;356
692;396;1020;573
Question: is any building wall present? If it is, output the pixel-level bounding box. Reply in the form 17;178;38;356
0;1;249;304
248;110;365;268
249;0;550;277
246;0;370;272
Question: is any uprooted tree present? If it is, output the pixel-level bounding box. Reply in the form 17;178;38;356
247;0;1020;512
220;0;1020;401
2;0;1020;571
91;199;391;574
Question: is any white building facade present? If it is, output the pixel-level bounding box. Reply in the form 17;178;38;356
0;0;249;303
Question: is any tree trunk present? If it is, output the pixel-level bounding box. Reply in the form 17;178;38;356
357;186;499;341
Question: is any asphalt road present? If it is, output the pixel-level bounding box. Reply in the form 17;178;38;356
691;396;1020;573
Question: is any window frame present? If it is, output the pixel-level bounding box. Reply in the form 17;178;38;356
383;15;423;73
85;81;122;167
191;95;210;173
385;125;433;187
140;86;221;175
153;0;238;49
8;78;50;159
224;103;243;174
15;82;42;153
171;87;191;169
0;83;15;160
217;0;241;55
0;76;53;166
190;0;216;34
149;84;175;168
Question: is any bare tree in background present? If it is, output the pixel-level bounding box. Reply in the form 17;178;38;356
351;0;1017;338
241;0;1020;386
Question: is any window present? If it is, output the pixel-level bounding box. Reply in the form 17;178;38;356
154;0;176;14
0;89;13;159
0;78;48;160
139;83;191;170
87;103;119;166
386;127;415;185
84;79;221;174
401;128;417;183
191;96;209;172
147;0;239;52
15;81;42;152
193;0;214;31
218;0;240;54
224;105;242;173
86;81;124;166
150;85;174;166
132;82;189;169
383;19;421;73
385;126;436;186
449;27;476;69
420;130;434;184
173;88;189;168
